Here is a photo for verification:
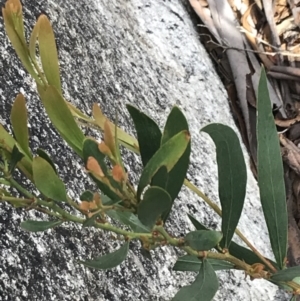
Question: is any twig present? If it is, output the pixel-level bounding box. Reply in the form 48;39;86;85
184;180;277;273
198;31;300;58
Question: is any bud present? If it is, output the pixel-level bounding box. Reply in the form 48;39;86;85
86;157;104;177
98;141;112;157
112;165;125;182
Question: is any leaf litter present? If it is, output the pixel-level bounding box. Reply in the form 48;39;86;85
189;0;300;284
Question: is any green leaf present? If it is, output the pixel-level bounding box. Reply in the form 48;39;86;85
271;266;300;282
173;255;234;272
82;138;120;201
138;186;171;228
83;138;108;173
29;17;39;66
257;67;288;269
228;241;278;270
37;15;61;93
188;214;208;231
150;166;168;189
106;210;150;233
2;2;41;84
101;194;118;206
161;107;191;221
185;230;223;251
33;156;67;202
10;94;31;158
112;116;124;168
188;214;278;269
80;190;94;202
9;145;24;173
126;105;161;166
79;242;129;270
161;106;188;144
172;259;219;301
36;148;57;174
20;220;63;232
137;130;190;200
201;123;246;248
37;85;85;156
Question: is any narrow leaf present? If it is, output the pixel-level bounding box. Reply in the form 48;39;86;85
201;123;246;248
101;194;118;206
2;1;41;83
3;0;25;44
229;241;278;270
20;220;62;232
172;259;219;301
137;130;190;199
10;94;31;158
185;230;223;251
104;120;117;158
106;210;150;233
113;113;126;168
127;104;161;166
151;166;168;189
138;186;171;228
257;67;288;268
80;242;129;270
37;15;61;92
188;214;208;231
33;156;67;202
173;255;234;272
37;85;85;156
161;106;190;220
188;215;278;269
29;17;39;65
161;106;189;144
271;266;300;282
67;101;92;121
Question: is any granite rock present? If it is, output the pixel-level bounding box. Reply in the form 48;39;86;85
0;0;288;300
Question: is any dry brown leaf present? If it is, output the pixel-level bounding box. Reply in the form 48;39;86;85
288;0;300;27
280;135;300;174
287;180;300;266
189;0;221;43
275;115;300;127
241;4;274;69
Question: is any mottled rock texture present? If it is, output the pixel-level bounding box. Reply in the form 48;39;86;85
0;0;287;300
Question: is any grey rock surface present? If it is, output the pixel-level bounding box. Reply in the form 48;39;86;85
0;0;288;300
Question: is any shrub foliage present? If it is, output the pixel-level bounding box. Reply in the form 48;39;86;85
0;0;299;299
